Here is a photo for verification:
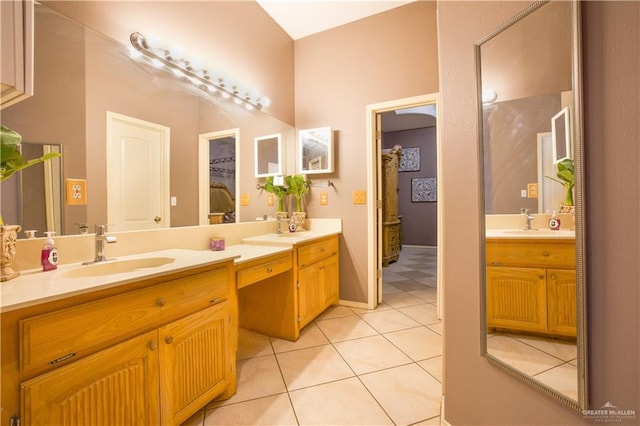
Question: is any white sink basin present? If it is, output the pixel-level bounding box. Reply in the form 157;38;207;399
64;257;175;278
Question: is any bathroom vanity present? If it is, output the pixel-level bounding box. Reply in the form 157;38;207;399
485;231;576;338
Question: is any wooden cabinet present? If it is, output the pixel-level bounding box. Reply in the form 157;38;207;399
486;238;576;338
1;263;236;426
381;145;402;266
237;235;339;341
1;0;33;109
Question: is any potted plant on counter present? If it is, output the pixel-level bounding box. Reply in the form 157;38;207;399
1;125;61;281
546;158;575;214
286;174;309;230
263;176;288;218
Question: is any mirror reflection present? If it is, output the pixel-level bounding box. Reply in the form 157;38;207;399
0;3;294;237
254;134;283;177
298;127;334;174
478;0;586;410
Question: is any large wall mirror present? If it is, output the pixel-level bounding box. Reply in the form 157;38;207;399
477;0;587;410
0;2;294;237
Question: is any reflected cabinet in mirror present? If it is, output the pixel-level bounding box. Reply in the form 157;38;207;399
298;127;334;174
476;0;587;410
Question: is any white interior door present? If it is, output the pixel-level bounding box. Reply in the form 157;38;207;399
107;112;170;231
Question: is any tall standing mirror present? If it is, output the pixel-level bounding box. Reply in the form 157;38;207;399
477;0;587;410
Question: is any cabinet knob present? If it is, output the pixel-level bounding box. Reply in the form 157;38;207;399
539;275;545;280
542;251;550;257
157;298;166;307
165;336;174;345
267;266;273;273
550;274;557;280
149;341;157;351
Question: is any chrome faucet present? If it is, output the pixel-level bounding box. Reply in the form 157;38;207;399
521;208;536;230
93;224;117;262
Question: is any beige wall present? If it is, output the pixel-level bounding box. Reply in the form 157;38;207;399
294;1;439;302
439;1;639;424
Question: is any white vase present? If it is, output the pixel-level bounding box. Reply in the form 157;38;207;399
1;224;21;282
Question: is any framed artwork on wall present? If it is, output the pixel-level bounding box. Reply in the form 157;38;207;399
412;177;437;202
399;147;420;172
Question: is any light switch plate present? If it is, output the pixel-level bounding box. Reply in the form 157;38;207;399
65;179;87;205
527;183;539;198
352;190;366;204
320;191;328;205
240;194;250;206
267;193;274;206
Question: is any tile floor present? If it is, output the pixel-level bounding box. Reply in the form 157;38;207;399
182;246;442;426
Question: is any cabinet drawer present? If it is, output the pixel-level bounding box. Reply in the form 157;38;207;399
298;236;338;267
237;254;292;289
20;267;228;373
486;241;575;268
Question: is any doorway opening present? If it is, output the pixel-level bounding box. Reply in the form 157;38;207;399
366;94;442;318
198;129;240;225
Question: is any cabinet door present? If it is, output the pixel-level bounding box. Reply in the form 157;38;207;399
298;263;324;329
486;266;547;332
20;331;160;426
158;303;229;425
547;268;577;336
322;254;340;307
0;0;33;108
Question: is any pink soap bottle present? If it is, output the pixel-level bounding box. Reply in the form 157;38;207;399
41;231;59;271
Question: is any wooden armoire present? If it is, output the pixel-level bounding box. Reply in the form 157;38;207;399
381;145;402;266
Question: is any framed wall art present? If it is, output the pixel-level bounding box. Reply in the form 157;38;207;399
399;147;420;172
412;177;437;202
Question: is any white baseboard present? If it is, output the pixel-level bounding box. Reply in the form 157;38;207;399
441;395;452;425
337;299;370;310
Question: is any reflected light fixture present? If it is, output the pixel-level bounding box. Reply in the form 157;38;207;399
129;32;269;111
482;89;498;104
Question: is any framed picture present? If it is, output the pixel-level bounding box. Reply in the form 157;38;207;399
399;147;420;172
412;177;437;202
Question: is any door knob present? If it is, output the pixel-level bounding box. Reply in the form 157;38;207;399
154;216;161;223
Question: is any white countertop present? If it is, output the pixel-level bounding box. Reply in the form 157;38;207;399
486;228;576;240
242;230;340;246
1;244;292;313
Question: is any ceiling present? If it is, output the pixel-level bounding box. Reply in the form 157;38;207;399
256;0;416;40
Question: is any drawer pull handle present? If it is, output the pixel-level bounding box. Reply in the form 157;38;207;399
50;352;76;365
149;341;157;351
165;336;174;345
157;298;166;307
539;275;545;280
210;298;221;305
542;251;550;257
267;267;273;273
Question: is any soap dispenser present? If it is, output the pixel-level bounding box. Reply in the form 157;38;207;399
41;231;59;271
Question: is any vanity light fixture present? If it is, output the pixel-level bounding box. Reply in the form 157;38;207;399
129;32;269;111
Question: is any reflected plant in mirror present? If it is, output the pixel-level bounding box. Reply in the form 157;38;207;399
477;0;587;411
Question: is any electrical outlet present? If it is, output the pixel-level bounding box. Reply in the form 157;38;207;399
320;191;328;205
240;194;250;206
521;189;528;198
352;190;366;204
65;179;87;205
267;193;274;206
527;183;539;198
171;196;177;206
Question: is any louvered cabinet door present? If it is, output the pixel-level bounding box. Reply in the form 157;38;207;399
20;331;160;426
547;268;577;336
158;303;229;425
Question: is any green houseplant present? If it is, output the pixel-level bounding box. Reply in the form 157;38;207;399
263;176;288;214
546;158;575;207
1;125;61;281
285;174;309;230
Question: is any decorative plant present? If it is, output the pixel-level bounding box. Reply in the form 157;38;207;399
546;158;575;206
1;125;62;225
263;176;288;212
285;174;309;212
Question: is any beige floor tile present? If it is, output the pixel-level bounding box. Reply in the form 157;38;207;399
384;326;442;361
289;377;393;425
315;315;379;342
271;322;329;353
382;283;404;294
360;363;442;425
334;335;413;375
427;321;443;335
511;333;577;362
383;291;426;308
211;355;286;407
408;287;438;303
180;409;204;426
487;335;565;376
315;304;357;320
418;356;443;383
237;328;273;360
359;308;421;333
204;394;298;425
534;363;578;401
414;416;442;425
276;344;355;390
399;303;439;326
